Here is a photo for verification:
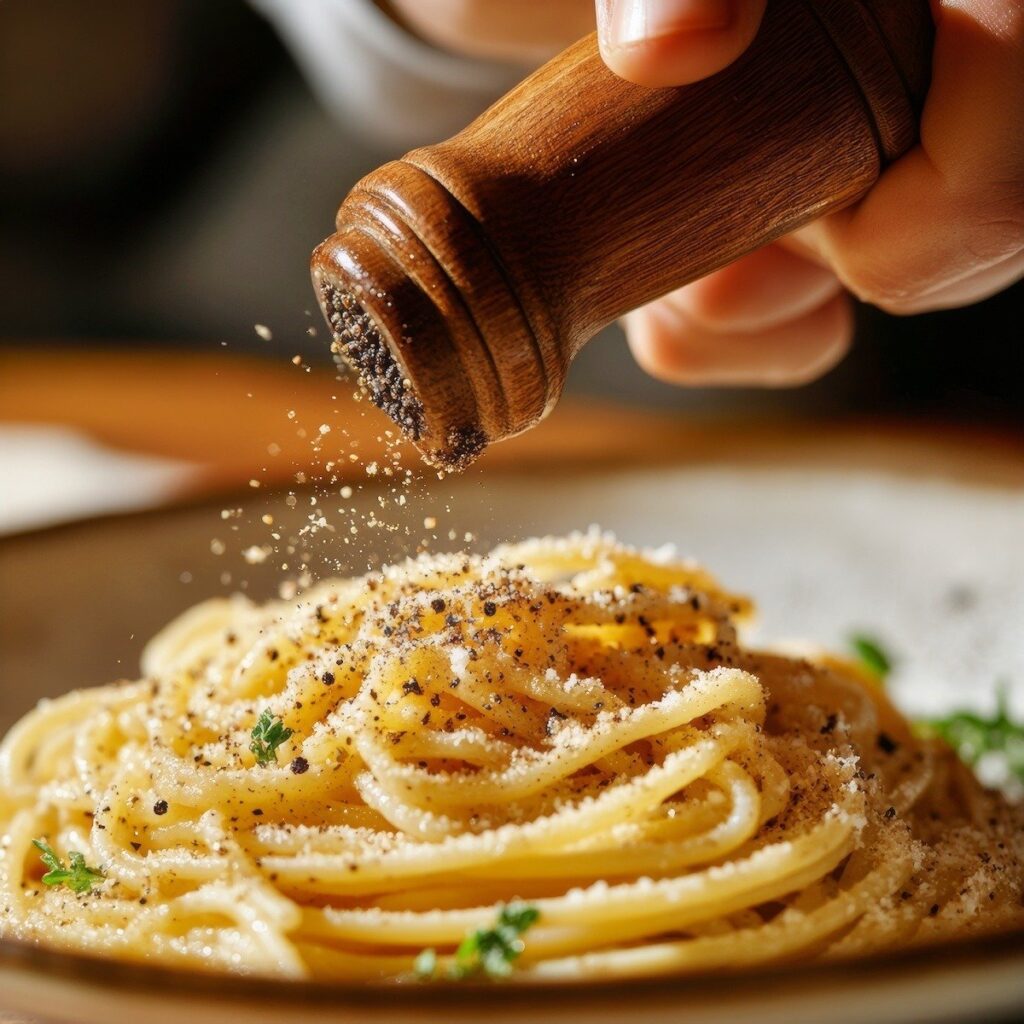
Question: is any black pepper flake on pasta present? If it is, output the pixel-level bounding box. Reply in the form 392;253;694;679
877;732;899;754
153;800;168;816
403;678;423;696
483;601;497;617
545;707;568;736
322;671;335;685
290;757;309;775
431;598;446;613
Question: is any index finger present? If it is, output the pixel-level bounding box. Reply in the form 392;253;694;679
596;0;768;86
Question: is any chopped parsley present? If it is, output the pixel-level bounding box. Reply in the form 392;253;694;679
920;687;1024;785
843;631;1023;786
249;709;293;766
848;633;893;682
32;839;104;894
415;902;540;980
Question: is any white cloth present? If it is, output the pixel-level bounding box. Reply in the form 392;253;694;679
251;0;526;149
0;426;196;536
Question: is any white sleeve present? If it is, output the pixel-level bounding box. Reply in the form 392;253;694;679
250;0;526;150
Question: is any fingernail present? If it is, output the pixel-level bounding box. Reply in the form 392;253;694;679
606;0;735;47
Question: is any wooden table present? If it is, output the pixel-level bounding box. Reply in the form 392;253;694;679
2;346;1023;497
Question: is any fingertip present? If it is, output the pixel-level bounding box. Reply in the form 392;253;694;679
623;304;702;382
679;246;843;332
600;29;751;88
599;0;767;87
769;293;854;386
625;292;854;387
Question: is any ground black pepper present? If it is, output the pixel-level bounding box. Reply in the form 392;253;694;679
322;284;425;440
439;425;487;470
545;707;568;736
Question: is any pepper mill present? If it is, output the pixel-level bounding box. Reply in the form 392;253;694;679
312;0;932;469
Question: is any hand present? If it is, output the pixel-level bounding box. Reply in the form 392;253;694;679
602;0;1024;387
383;0;594;63
388;0;1024;388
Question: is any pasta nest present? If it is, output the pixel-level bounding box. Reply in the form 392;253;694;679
1;531;1021;979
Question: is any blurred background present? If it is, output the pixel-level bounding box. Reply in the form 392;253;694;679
2;0;1024;563
1;0;1021;425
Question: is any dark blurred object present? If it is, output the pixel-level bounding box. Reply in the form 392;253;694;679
0;0;394;352
855;295;1024;425
0;0;1020;428
0;0;284;334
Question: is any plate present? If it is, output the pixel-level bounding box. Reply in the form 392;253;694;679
1;454;1023;1023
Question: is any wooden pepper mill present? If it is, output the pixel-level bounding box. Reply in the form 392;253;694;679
312;0;932;469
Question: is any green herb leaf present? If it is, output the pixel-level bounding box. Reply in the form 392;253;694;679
848;633;893;682
414;902;540;981
919;686;1024;785
32;839;104;894
249;709;293;767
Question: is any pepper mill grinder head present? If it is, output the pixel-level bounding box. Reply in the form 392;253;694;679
312;0;932;470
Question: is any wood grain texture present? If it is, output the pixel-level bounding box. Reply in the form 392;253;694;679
312;0;932;466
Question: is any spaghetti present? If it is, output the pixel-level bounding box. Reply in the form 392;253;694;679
1;532;1021;980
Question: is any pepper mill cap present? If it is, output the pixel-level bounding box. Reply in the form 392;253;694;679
311;162;559;471
312;226;486;472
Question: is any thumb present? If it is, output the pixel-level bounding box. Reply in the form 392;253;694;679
597;0;767;87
